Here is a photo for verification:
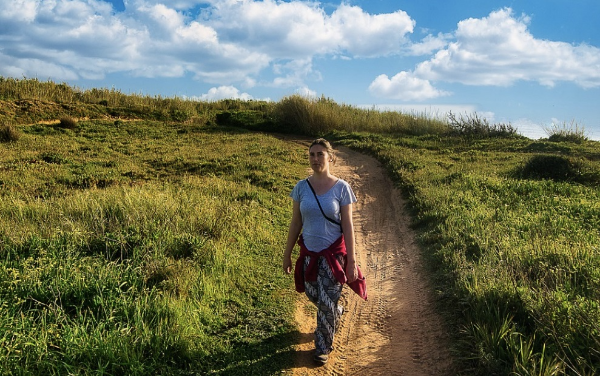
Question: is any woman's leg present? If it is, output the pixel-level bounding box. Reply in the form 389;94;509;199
304;256;344;355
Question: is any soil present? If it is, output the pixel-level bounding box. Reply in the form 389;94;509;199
285;143;454;376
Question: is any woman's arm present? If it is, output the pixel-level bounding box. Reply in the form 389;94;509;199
341;203;358;283
283;200;302;274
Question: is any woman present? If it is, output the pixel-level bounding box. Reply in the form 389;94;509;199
283;138;366;366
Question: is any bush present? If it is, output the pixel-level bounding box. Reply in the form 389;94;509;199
0;122;20;142
515;154;600;185
58;117;78;129
448;111;518;138
273;94;314;134
544;121;588;143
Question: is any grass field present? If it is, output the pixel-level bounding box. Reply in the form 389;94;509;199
331;132;600;375
1;77;600;375
0;118;310;375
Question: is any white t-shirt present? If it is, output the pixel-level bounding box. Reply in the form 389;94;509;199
290;178;357;252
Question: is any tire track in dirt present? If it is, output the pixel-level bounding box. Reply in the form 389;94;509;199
287;144;454;376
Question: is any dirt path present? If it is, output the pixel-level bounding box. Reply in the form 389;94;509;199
287;144;454;376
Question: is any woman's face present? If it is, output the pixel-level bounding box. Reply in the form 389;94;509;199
309;144;330;173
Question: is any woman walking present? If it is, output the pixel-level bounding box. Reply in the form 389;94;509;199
283;138;367;366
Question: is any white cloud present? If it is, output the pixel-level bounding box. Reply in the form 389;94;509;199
0;0;37;23
414;8;600;88
408;33;452;56
331;4;414;57
369;7;600;102
296;86;317;98
512;118;547;139
0;52;80;81
271;58;319;88
195;85;254;101
368;71;451;101
209;0;415;58
0;0;416;89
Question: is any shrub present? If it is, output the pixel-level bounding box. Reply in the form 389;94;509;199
0;122;20;142
544;120;588;143
58;117;78;129
514;154;600;185
274;94;313;134
448;111;518;138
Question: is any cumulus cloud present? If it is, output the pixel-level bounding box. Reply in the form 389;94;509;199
0;0;416;89
369;7;600;101
193;85;255;101
415;8;600;88
209;1;414;58
408;33;452;56
331;5;414;57
368;71;451;101
296;86;317;98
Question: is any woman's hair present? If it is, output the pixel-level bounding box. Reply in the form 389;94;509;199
309;138;336;164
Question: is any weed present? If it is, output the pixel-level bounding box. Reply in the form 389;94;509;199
0;122;20;142
544;120;588;144
448;111;519;138
58;117;78;129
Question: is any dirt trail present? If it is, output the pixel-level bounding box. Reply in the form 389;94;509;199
287;144;454;376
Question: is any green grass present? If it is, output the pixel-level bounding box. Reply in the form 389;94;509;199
2;76;599;375
0;120;308;375
331;132;600;375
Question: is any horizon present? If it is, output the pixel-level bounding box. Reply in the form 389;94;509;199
0;0;598;140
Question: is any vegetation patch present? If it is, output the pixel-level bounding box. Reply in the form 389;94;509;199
0;122;20;142
514;154;600;186
332;131;600;375
2;76;599;375
0;116;307;375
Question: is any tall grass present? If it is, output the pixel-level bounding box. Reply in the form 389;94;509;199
1;77;536;139
333;132;600;375
544;120;589;144
0;119;308;374
3;76;598;374
0;121;20;142
273;94;450;136
0;77;271;126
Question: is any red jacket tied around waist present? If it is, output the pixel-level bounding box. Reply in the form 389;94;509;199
294;234;368;300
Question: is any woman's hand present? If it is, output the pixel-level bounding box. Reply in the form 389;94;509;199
283;255;293;274
346;261;358;283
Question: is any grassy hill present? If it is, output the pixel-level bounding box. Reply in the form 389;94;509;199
1;77;600;375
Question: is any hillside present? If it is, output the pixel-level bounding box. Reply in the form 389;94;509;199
2;81;600;374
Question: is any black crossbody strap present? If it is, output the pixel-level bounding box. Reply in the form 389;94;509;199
305;179;343;231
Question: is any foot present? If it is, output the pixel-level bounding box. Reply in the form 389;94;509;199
313;352;328;366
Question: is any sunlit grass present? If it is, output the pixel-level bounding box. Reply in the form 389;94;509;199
333;132;600;375
0;120;307;374
3;76;600;375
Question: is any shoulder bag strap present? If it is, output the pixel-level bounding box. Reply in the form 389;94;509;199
305;179;343;231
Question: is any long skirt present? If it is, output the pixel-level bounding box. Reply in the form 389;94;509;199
303;254;345;355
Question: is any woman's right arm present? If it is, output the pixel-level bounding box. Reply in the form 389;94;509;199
283;200;302;274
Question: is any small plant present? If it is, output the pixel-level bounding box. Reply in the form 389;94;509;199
447;111;518;138
516;154;600;186
40;152;68;164
0;122;20;142
544;120;588;143
58;117;78;129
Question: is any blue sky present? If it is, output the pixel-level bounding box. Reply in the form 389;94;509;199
1;0;599;139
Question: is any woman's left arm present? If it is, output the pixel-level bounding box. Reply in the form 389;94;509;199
341;203;358;283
